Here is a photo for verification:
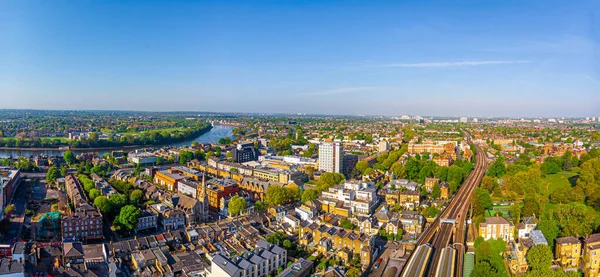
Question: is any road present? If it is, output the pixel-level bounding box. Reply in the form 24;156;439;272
368;240;405;277
21;172;47;179
4;180;29;244
399;132;489;277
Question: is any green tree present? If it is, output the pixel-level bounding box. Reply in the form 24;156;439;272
4;204;15;215
541;162;560;175
562;151;573;171
522;195;540;217
83;182;95;193
431;184;441;199
422;206;441;218
470;261;498;277
130;189;143;204
301;188;319;203
218;137;232;145
402;127;415;142
355;160;370;174
46;166;60;184
115;205;141;231
526;245;553;271
94;196;112;213
481;176;497;191
472;188;492;217
89;189;101;201
435;166;449;182
109;194;128;208
315;172;345;191
347;268;361;277
550;184;573;204
15;158;34;171
254;200;265;211
487;156;506;178
286;183;302;201
283;240;292;249
405;158;420;181
554;203;597;237
64;150;76;165
228;196;247;216
60;165;68;176
339;218;356;230
264;186;291;206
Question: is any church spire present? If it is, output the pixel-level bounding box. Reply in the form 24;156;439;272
200;168;209;221
201;169;207;199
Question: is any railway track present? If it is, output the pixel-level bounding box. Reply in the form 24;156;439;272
401;132;489;277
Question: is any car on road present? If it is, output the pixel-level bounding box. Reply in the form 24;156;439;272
374;257;383;269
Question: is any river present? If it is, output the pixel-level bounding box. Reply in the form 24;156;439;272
0;125;234;158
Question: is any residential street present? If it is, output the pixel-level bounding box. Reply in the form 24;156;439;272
4;180;29;244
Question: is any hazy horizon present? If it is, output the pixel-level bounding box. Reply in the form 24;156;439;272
0;108;597;119
1;1;599;117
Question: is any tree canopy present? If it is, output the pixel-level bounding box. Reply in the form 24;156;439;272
228;196;247;216
94;196;112;213
115;205;141;231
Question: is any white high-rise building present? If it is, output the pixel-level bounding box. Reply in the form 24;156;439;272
472;118;478;123
318;142;343;173
378;140;389;153
459;117;468;123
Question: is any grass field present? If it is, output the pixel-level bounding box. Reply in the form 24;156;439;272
539;171;578;199
537;169;600;220
486;205;511;217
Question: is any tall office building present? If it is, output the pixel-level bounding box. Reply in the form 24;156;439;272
459;117;468;123
342;154;358;177
318;142;343;173
232;142;260;163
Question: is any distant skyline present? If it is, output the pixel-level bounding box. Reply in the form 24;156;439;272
1;0;599;117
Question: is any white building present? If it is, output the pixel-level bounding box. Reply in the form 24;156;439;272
128;152;158;165
387;179;419;191
318;142;343;173
459;117;468;123
319;181;378;215
517;216;538;239
177;179;199;198
378;140;389;153
295;206;314;222
135;210;158;232
210;239;287;277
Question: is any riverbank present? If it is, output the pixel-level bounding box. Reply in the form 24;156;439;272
0;125;213;152
0;125;233;158
0;145;143;152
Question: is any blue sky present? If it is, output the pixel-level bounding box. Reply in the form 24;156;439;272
1;0;599;117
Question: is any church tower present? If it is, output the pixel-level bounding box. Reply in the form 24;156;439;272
200;170;209;221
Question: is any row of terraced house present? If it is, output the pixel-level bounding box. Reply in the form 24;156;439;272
63;174;104;243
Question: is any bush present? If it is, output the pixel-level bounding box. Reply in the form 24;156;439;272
25;209;35;217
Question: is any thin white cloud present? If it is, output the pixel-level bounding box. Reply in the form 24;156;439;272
379;60;530;68
298;87;379;96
